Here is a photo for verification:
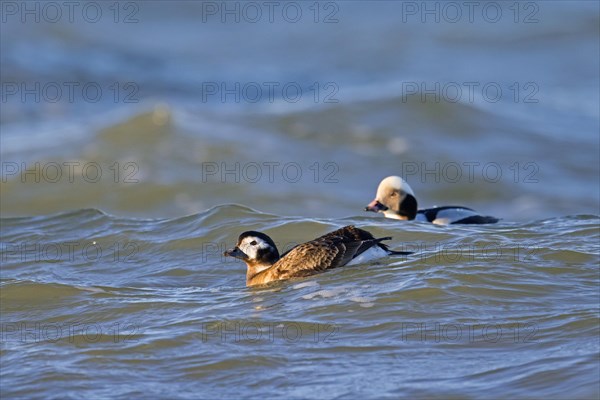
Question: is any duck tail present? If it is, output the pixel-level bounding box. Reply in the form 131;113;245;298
376;237;414;256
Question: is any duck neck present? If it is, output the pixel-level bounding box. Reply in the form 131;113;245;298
246;263;274;282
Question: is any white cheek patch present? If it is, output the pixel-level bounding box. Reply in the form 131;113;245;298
239;236;270;259
240;243;258;259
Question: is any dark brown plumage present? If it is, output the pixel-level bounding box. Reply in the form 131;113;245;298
224;225;410;287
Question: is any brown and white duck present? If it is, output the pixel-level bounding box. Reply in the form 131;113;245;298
224;225;410;286
365;176;499;225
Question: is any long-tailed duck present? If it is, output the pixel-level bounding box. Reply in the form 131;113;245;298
365;176;499;225
224;225;410;286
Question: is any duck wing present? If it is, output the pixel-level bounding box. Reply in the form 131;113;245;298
252;234;385;285
318;225;411;256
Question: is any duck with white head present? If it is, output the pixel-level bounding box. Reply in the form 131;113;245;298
365;176;499;225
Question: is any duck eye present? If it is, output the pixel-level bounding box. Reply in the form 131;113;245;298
250;240;257;246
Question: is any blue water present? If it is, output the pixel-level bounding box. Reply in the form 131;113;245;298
1;1;599;399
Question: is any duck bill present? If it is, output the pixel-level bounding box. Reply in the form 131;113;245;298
224;247;248;260
365;199;388;213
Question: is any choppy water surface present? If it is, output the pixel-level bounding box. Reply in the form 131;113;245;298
1;209;599;398
1;1;599;399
